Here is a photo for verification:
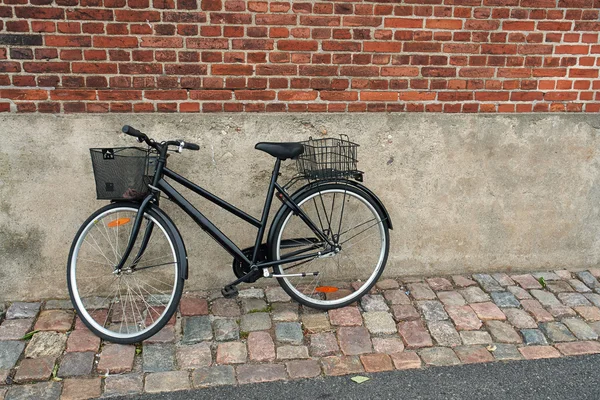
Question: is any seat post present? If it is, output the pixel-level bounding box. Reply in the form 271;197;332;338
251;158;281;263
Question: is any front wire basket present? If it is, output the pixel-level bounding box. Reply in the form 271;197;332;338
90;147;158;200
296;135;361;181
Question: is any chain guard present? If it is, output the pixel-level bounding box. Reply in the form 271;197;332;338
232;244;268;283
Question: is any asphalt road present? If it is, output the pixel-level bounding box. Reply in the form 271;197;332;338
117;354;600;400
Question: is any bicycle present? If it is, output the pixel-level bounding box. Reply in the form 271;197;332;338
67;125;392;343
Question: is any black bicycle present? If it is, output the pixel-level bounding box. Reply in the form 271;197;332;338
67;125;392;343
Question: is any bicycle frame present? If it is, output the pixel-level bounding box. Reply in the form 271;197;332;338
115;154;337;275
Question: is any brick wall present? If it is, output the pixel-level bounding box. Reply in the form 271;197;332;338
0;0;598;113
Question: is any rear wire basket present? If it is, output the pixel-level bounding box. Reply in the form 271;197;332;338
296;135;361;181
90;147;158;201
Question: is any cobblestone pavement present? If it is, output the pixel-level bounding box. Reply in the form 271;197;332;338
3;269;600;399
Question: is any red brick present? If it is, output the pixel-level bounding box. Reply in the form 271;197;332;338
360;353;394;372
385;18;423;29
555;341;600;356
519;346;561;360
426;19;463;30
390;351;422;370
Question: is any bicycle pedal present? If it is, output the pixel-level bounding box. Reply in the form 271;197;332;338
221;285;239;299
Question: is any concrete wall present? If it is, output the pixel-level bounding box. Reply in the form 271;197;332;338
1;113;599;302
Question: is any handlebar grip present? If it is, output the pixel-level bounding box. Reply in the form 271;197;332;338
122;125;144;138
183;142;200;151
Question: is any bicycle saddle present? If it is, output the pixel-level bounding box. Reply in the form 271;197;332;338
255;142;304;160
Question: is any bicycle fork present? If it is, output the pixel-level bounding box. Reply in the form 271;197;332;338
113;194;156;273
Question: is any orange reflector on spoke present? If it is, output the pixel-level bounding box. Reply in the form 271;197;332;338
107;218;131;228
315;286;338;293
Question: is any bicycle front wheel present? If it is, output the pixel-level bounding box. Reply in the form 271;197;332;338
270;183;390;310
67;202;184;344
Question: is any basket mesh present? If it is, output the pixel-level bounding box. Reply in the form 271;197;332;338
90;147;157;200
296;135;359;180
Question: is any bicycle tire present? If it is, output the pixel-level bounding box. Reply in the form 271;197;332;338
67;202;185;344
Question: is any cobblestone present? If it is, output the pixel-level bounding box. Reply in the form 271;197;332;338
530;290;561;307
182;316;213;344
241;298;268;314
213;319;239;341
507;286;532;300
192;366;235;388
14;356;55;382
521;329;547;346
540;322;577;342
397;321;433;349
360;353;394;372
418;301;448;321
418;347;460;366
97;344;135;374
180;297;209;316
473;274;503;292
309;332;340;357
65;329;100;353
376;279;400;290
383;290;411;305
491;344;523;361
573;306;600;321
519;346;561;360
437;291;466;306
485;321;522;344
547;305;576;319
454;345;494;364
546;280;574;294
4;382;61;400
503;308;537;329
328;307;362;326
391;305;420;321
286;360;321;379
24;332;66;358
521;299;554;322
428;321;461;347
406;282;436;300
426;277;453;291
5;303;41;320
247;331;275;362
470;302;506;321
237;364;286;384
176;343;212;369
32;310;73;332
145;371;190;393
240;313;271;332
511;274;542;290
143;344;175;372
302;313;331;332
363;311;397;334
452;276;477;287
210;298;241;317
104;373;143;397
491;273;515;287
275;322;303;344
562;318;598;340
238;288;264;299
390;351;422;369
61;377;102;400
459;330;492;345
57;352;94;377
569;279;592;293
0;319;33;341
337;326;372;355
277;345;309;360
372;337;405;354
216;342;247;364
446;306;482;331
272;303;299;322
265;287;291;303
575;271;599;289
584;293;600;307
460;287;490;303
321;356;363;376
555;341;600;356
360;295;389;312
490;292;520;308
557;292;590;307
532;272;561;281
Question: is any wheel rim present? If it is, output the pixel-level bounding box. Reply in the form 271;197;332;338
275;188;387;306
70;207;178;340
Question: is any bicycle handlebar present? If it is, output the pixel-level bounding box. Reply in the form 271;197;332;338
121;125;200;151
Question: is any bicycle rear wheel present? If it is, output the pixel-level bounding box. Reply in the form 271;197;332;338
270;183;389;310
67;202;184;344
